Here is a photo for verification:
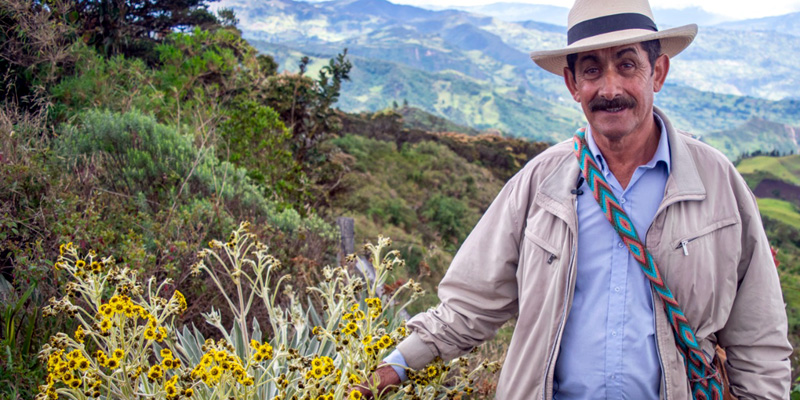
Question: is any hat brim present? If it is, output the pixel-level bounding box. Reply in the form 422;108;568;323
530;24;698;76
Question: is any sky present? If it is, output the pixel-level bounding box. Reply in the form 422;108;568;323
389;0;800;20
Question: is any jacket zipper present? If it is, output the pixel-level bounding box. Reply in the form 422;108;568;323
675;236;700;256
542;240;576;400
542;193;579;400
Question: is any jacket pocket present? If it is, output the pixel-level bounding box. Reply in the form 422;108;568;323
672;216;739;256
524;229;561;265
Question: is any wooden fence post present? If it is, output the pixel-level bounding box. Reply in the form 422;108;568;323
337;217;409;320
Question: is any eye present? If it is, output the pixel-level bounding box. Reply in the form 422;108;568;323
619;61;636;71
582;66;600;78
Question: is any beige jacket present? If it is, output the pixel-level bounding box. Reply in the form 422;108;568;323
396;108;792;399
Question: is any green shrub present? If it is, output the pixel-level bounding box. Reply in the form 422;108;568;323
219;97;307;206
420;194;470;244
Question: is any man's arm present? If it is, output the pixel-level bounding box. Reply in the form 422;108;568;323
396;171;529;369
717;177;792;399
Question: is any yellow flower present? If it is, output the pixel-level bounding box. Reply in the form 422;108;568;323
99;304;113;317
113;348;124;359
99;318;112;332
349;391;363;400
76;260;86;269
426;365;438;378
160;348;173;359
361;335;372;346
147;365;163;381
90;261;102;273
348;373;361;384
106;358;119;369
171;290;187;313
144;327;156;340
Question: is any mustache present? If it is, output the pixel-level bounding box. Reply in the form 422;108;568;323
589;96;637;112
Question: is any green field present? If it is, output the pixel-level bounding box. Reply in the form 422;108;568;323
737;155;800;188
757;198;800;228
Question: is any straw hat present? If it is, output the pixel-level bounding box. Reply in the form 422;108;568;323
530;0;698;76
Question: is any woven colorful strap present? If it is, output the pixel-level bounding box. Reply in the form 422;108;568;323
572;128;723;400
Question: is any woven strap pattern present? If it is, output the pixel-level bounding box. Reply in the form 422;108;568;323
573;129;723;400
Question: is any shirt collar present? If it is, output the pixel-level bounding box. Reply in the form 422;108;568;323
585;113;671;175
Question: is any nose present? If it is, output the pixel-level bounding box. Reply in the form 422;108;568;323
597;69;624;100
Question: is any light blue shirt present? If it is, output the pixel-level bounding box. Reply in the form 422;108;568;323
387;115;671;397
554;116;670;399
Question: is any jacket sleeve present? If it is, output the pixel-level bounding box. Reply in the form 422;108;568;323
396;172;528;370
717;174;792;399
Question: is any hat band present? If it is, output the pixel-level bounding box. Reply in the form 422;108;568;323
568;13;658;45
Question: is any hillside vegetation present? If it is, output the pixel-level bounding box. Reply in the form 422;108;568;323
0;2;544;396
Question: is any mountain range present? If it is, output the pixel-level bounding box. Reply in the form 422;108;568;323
215;0;800;157
421;3;732;27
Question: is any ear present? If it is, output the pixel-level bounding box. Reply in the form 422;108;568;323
563;67;581;102
652;54;669;93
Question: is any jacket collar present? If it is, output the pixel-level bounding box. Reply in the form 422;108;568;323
536;106;706;229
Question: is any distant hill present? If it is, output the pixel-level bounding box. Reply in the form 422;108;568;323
418;3;729;27
396;106;482;135
716;12;800;37
700;119;800;161
430;2;568;25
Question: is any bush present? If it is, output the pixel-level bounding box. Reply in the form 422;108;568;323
57;109;264;209
35;224;498;399
420;195;470;244
218;97;307;206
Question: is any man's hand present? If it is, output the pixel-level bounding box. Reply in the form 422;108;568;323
352;363;401;399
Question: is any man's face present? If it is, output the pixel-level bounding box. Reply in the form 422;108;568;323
564;43;669;142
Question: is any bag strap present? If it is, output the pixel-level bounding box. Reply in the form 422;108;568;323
572;128;723;400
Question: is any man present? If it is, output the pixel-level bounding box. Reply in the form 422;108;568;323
361;0;792;398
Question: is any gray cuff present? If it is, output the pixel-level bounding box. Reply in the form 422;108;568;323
396;331;438;370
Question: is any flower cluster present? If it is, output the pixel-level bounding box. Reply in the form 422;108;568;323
43;349;101;398
250;339;274;362
37;223;498;400
190;339;254;387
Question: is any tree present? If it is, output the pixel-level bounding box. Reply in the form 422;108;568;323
264;50;352;164
71;0;219;58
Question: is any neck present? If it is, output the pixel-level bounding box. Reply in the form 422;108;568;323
591;114;660;189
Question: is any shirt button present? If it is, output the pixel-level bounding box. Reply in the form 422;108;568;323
620;198;626;204
611;330;617;336
614;286;620;292
618;242;624;248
